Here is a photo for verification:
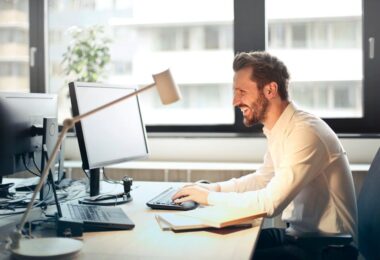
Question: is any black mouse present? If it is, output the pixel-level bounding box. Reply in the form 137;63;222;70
196;180;210;184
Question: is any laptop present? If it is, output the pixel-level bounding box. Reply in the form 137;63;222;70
44;149;134;232
59;202;135;231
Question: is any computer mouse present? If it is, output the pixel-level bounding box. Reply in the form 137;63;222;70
180;200;199;210
196;180;210;184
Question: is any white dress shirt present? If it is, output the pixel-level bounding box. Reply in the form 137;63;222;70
208;103;358;240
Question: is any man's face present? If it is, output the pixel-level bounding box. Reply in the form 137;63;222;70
233;67;269;127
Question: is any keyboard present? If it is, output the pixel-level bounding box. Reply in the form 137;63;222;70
146;187;198;211
67;204;111;222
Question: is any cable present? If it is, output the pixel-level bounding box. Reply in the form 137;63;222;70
32;152;42;173
0;199;46;217
22;154;40;177
82;168;90;179
103;168;122;185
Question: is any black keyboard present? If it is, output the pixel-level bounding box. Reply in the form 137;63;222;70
68;204;110;222
146;187;198;211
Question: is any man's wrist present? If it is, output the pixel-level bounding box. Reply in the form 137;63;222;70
210;183;221;192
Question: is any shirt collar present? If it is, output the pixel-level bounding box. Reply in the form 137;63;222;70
263;102;297;137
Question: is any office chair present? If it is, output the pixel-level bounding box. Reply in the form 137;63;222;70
285;147;380;260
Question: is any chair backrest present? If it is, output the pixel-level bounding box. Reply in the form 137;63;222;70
357;148;380;260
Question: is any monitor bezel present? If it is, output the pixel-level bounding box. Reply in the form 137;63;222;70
69;81;150;170
0;92;57;176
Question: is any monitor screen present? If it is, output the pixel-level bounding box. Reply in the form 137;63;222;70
0;92;57;177
69;82;149;170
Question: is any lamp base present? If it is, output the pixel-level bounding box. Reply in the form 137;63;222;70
11;237;82;260
79;192;132;206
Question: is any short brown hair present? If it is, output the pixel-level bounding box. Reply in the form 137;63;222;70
233;51;290;100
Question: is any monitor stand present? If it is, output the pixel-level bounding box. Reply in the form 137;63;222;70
78;168;132;206
39;118;59;203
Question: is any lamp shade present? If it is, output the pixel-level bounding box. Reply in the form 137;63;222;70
153;69;182;105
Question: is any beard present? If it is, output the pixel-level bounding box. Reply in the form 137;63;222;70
242;92;269;127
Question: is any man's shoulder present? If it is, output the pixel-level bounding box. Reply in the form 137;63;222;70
288;110;336;139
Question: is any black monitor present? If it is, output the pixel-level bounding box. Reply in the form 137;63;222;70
69;82;149;205
0;92;58;201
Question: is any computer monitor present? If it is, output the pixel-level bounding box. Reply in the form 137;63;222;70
69;82;149;204
0;92;58;201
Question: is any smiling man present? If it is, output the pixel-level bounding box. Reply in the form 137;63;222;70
173;51;358;259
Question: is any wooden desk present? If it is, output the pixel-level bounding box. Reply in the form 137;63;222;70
0;181;263;260
79;181;263;259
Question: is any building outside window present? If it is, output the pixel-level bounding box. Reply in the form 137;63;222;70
47;0;235;126
0;0;29;92
2;0;375;134
266;0;362;118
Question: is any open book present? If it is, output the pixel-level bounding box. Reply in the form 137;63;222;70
156;205;266;231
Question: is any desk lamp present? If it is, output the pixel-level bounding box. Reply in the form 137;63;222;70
8;69;181;259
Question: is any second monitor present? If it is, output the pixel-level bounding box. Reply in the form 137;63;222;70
69;82;149;205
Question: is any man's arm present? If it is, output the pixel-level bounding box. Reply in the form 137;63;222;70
208;128;329;215
217;151;274;193
174;127;328;216
173;150;274;205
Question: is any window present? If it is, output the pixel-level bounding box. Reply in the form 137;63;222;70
0;0;29;92
47;0;235;127
14;0;380;134
205;26;220;49
291;23;307;48
236;0;380;134
266;0;363;118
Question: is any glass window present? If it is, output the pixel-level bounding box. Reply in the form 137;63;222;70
268;23;286;48
0;0;29;92
47;0;234;125
266;0;363;118
291;23;307;48
205;26;220;49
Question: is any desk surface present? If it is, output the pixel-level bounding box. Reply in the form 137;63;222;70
1;181;263;260
79;182;263;260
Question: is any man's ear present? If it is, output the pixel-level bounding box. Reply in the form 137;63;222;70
263;82;278;99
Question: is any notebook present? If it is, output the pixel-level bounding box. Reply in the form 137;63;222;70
156;205;266;230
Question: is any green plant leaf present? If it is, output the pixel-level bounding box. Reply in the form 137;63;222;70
62;25;112;82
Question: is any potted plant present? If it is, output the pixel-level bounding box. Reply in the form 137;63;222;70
58;25;111;122
62;25;111;82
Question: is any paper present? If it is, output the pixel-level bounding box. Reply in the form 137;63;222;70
177;205;267;228
155;215;172;231
155;206;266;231
156;213;209;231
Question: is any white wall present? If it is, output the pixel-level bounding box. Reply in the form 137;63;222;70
64;136;380;164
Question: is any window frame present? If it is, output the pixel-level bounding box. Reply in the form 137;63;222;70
31;0;380;135
233;0;380;135
29;0;46;93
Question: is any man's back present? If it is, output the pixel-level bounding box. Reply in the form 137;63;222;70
275;105;357;241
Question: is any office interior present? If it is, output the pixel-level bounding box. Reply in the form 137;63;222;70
0;0;380;257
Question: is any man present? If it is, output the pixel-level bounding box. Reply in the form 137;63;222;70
173;51;357;259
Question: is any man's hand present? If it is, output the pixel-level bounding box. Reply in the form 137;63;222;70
172;183;220;205
172;185;210;205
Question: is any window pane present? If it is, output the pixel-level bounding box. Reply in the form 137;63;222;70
48;0;234;125
0;0;29;92
266;0;363;118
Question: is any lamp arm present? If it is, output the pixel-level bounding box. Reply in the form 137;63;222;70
16;123;70;236
11;82;155;249
73;83;155;123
